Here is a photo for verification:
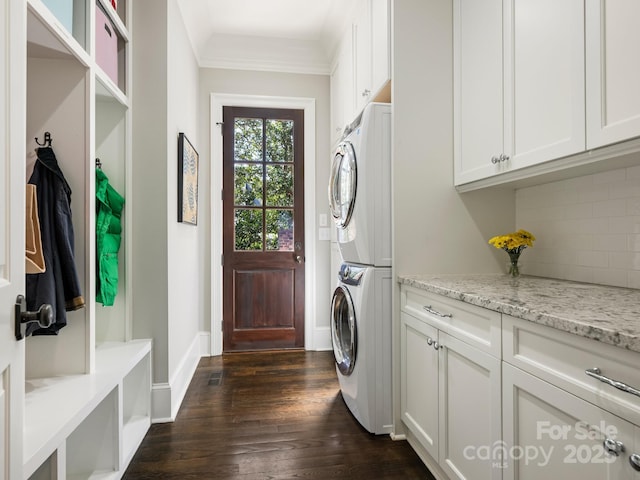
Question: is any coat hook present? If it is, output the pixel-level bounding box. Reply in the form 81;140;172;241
35;132;53;148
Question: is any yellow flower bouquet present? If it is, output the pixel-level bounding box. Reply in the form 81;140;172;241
488;229;535;277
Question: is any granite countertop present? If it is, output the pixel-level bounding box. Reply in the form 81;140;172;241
398;274;640;353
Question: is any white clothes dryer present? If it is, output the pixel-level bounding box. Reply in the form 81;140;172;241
329;103;392;267
330;262;392;434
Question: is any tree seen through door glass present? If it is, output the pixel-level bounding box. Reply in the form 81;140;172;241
234;164;263;206
266;119;294;162
233;116;296;251
234;209;262;251
234;118;263;162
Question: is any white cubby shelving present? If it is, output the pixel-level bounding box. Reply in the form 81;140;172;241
23;0;150;478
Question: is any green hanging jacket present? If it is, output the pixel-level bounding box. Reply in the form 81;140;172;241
96;168;125;306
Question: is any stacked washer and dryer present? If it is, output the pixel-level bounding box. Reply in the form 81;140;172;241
329;102;392;435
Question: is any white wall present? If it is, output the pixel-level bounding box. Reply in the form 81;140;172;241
391;0;513;279
516;158;640;288
132;0;203;420
132;0;169;382
166;0;202;398
198;68;333;350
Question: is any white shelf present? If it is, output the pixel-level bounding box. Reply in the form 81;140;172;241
67;471;119;480
96;70;129;107
23;340;151;479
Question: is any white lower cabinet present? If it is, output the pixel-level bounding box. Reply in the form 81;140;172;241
503;362;636;479
400;311;502;480
401;313;439;460
400;284;640;479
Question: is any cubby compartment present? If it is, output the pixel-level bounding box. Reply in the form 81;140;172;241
38;0;88;51
122;351;151;465
26;6;91;378
95;0;129;94
95;94;129;343
66;388;119;479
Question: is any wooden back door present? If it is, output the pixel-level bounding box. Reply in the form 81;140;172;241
222;106;305;352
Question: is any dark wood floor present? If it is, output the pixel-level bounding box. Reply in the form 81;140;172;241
123;350;435;479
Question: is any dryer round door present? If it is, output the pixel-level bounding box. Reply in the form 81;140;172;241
330;285;357;376
329;141;357;228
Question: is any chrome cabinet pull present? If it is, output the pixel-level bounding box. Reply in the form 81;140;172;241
433;341;441;351
491;155;500;164
603;438;625;456
423;305;453;318
585;368;640;398
426;337;433;346
630;454;640;471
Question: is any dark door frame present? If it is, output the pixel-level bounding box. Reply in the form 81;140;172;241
209;94;319;356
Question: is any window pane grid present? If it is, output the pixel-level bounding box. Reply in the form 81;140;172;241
233;116;296;251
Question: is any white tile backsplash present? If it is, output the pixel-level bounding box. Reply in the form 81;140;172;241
516;165;640;288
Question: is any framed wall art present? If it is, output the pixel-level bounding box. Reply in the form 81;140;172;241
178;132;199;225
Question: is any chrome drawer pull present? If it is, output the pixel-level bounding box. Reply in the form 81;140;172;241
585;367;640;398
422;305;452;318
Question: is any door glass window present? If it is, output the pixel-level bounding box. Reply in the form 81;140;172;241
234;117;295;251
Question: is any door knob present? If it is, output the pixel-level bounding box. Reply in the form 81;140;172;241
15;294;53;340
294;255;304;264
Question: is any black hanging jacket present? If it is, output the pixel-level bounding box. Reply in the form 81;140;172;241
26;147;84;335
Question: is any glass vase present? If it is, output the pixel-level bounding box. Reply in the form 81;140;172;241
508;252;521;277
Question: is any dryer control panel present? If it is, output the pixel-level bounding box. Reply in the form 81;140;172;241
339;263;366;286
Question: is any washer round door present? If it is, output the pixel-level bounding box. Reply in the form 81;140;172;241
328;141;357;228
331;285;357;376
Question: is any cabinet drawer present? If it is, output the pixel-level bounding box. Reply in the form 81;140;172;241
400;285;501;357
503;314;640;426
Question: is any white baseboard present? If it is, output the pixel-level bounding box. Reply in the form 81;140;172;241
311;326;332;351
151;331;210;423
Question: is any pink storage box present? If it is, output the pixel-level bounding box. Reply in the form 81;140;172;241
95;5;118;85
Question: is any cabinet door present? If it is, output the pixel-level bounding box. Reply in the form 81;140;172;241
504;0;585;169
370;0;390;98
453;0;504;185
586;0;640;149
330;26;355;144
400;313;439;460
353;0;372;112
503;363;634;479
439;333;502;480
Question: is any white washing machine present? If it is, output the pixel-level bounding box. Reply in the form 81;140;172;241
330;262;392;434
329;102;392;267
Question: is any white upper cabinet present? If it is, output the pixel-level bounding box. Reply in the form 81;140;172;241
330;27;355;145
370;0;390;101
453;0;504;185
455;0;585;186
353;0;372;112
586;0;640;149
505;0;585;168
455;0;640;188
330;0;390;141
